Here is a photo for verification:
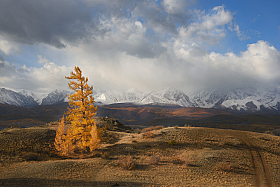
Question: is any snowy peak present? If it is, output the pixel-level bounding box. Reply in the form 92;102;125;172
1;86;280;112
0;88;38;108
190;89;226;108
213;87;280;111
94;88;145;104
41;90;70;105
18;89;48;105
140;87;194;107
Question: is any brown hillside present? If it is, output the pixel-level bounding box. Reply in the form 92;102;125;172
1;124;280;186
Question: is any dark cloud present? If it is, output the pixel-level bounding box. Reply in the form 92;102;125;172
0;0;98;48
85;0;191;37
0;61;16;76
133;1;190;35
0;54;4;62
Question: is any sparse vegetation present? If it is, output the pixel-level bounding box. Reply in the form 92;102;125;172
1;116;280;186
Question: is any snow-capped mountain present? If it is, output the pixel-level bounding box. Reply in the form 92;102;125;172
190;89;227;108
0;88;38;108
1;86;280;112
41;90;70;105
140;87;195;107
18;89;48;105
94;88;145;104
214;87;280;111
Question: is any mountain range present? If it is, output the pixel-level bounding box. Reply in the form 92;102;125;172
1;87;280;113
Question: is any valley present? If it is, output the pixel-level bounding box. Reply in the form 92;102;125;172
1;102;280;135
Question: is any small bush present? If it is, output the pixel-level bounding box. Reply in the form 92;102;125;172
168;139;177;146
170;157;184;165
101;152;110;159
143;131;155;139
119;156;136;170
149;155;160;165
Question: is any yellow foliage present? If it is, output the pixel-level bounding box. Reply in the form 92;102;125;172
54;66;100;157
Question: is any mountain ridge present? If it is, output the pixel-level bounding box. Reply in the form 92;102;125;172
1;87;280;113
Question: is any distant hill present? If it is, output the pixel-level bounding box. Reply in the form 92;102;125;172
1;102;280;134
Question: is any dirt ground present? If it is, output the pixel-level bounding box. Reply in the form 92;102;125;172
1;126;280;187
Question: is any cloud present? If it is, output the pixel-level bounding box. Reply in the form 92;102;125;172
0;1;279;95
0;38;20;55
0;54;4;62
0;59;71;93
0;0;97;48
38;55;51;64
234;22;250;41
179;5;233;46
163;0;193;14
172;40;280;91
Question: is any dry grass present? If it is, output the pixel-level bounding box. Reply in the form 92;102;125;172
141;126;164;133
2;126;280;186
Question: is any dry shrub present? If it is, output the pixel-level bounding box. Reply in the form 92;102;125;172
168;139;177;146
101;152;110;159
184;124;191;127
119;156;136;170
170;157;184;164
149;155;160;165
143;131;155;139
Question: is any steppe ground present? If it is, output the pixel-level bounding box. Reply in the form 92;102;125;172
1;125;280;187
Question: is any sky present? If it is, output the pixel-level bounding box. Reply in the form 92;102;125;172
0;0;279;94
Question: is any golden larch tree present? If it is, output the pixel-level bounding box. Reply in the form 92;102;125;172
54;66;99;157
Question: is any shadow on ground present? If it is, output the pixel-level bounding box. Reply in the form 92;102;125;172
0;178;147;187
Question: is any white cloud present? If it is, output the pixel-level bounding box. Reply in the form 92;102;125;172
0;1;279;95
179;5;233;46
0;59;71;93
163;0;188;14
234;23;250;41
37;55;51;64
0;38;20;55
